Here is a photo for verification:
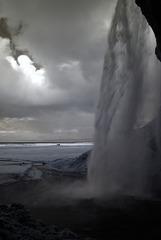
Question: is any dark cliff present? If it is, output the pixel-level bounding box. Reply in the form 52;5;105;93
136;0;161;61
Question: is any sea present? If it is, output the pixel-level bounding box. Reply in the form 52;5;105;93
0;142;93;163
0;142;93;184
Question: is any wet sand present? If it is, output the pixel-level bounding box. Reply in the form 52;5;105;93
1;167;161;239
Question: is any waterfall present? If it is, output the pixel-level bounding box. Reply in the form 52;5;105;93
88;0;161;197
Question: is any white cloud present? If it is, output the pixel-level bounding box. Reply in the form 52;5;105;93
58;61;80;71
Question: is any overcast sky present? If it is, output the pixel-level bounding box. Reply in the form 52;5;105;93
0;0;117;141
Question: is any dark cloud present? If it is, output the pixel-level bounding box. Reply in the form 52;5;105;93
0;17;42;69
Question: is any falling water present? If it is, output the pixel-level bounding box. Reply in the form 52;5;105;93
88;0;161;197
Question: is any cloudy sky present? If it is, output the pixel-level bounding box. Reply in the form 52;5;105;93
0;0;117;141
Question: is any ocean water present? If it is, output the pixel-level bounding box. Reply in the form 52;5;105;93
0;142;93;184
0;142;93;163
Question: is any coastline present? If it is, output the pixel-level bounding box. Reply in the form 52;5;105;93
0;140;93;145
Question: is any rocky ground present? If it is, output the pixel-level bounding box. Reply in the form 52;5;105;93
1;150;161;240
1;168;161;240
0;203;93;240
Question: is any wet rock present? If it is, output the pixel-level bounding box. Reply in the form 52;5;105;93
136;0;161;61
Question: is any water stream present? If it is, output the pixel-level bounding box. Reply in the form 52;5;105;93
88;0;161;197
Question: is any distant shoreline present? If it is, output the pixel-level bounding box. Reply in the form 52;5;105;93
0;140;93;144
0;139;93;144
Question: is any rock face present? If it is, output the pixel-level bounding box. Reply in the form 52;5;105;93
135;0;161;61
46;150;91;174
73;150;91;173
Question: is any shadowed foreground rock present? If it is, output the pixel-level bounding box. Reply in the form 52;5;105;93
136;0;161;61
0;203;92;240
